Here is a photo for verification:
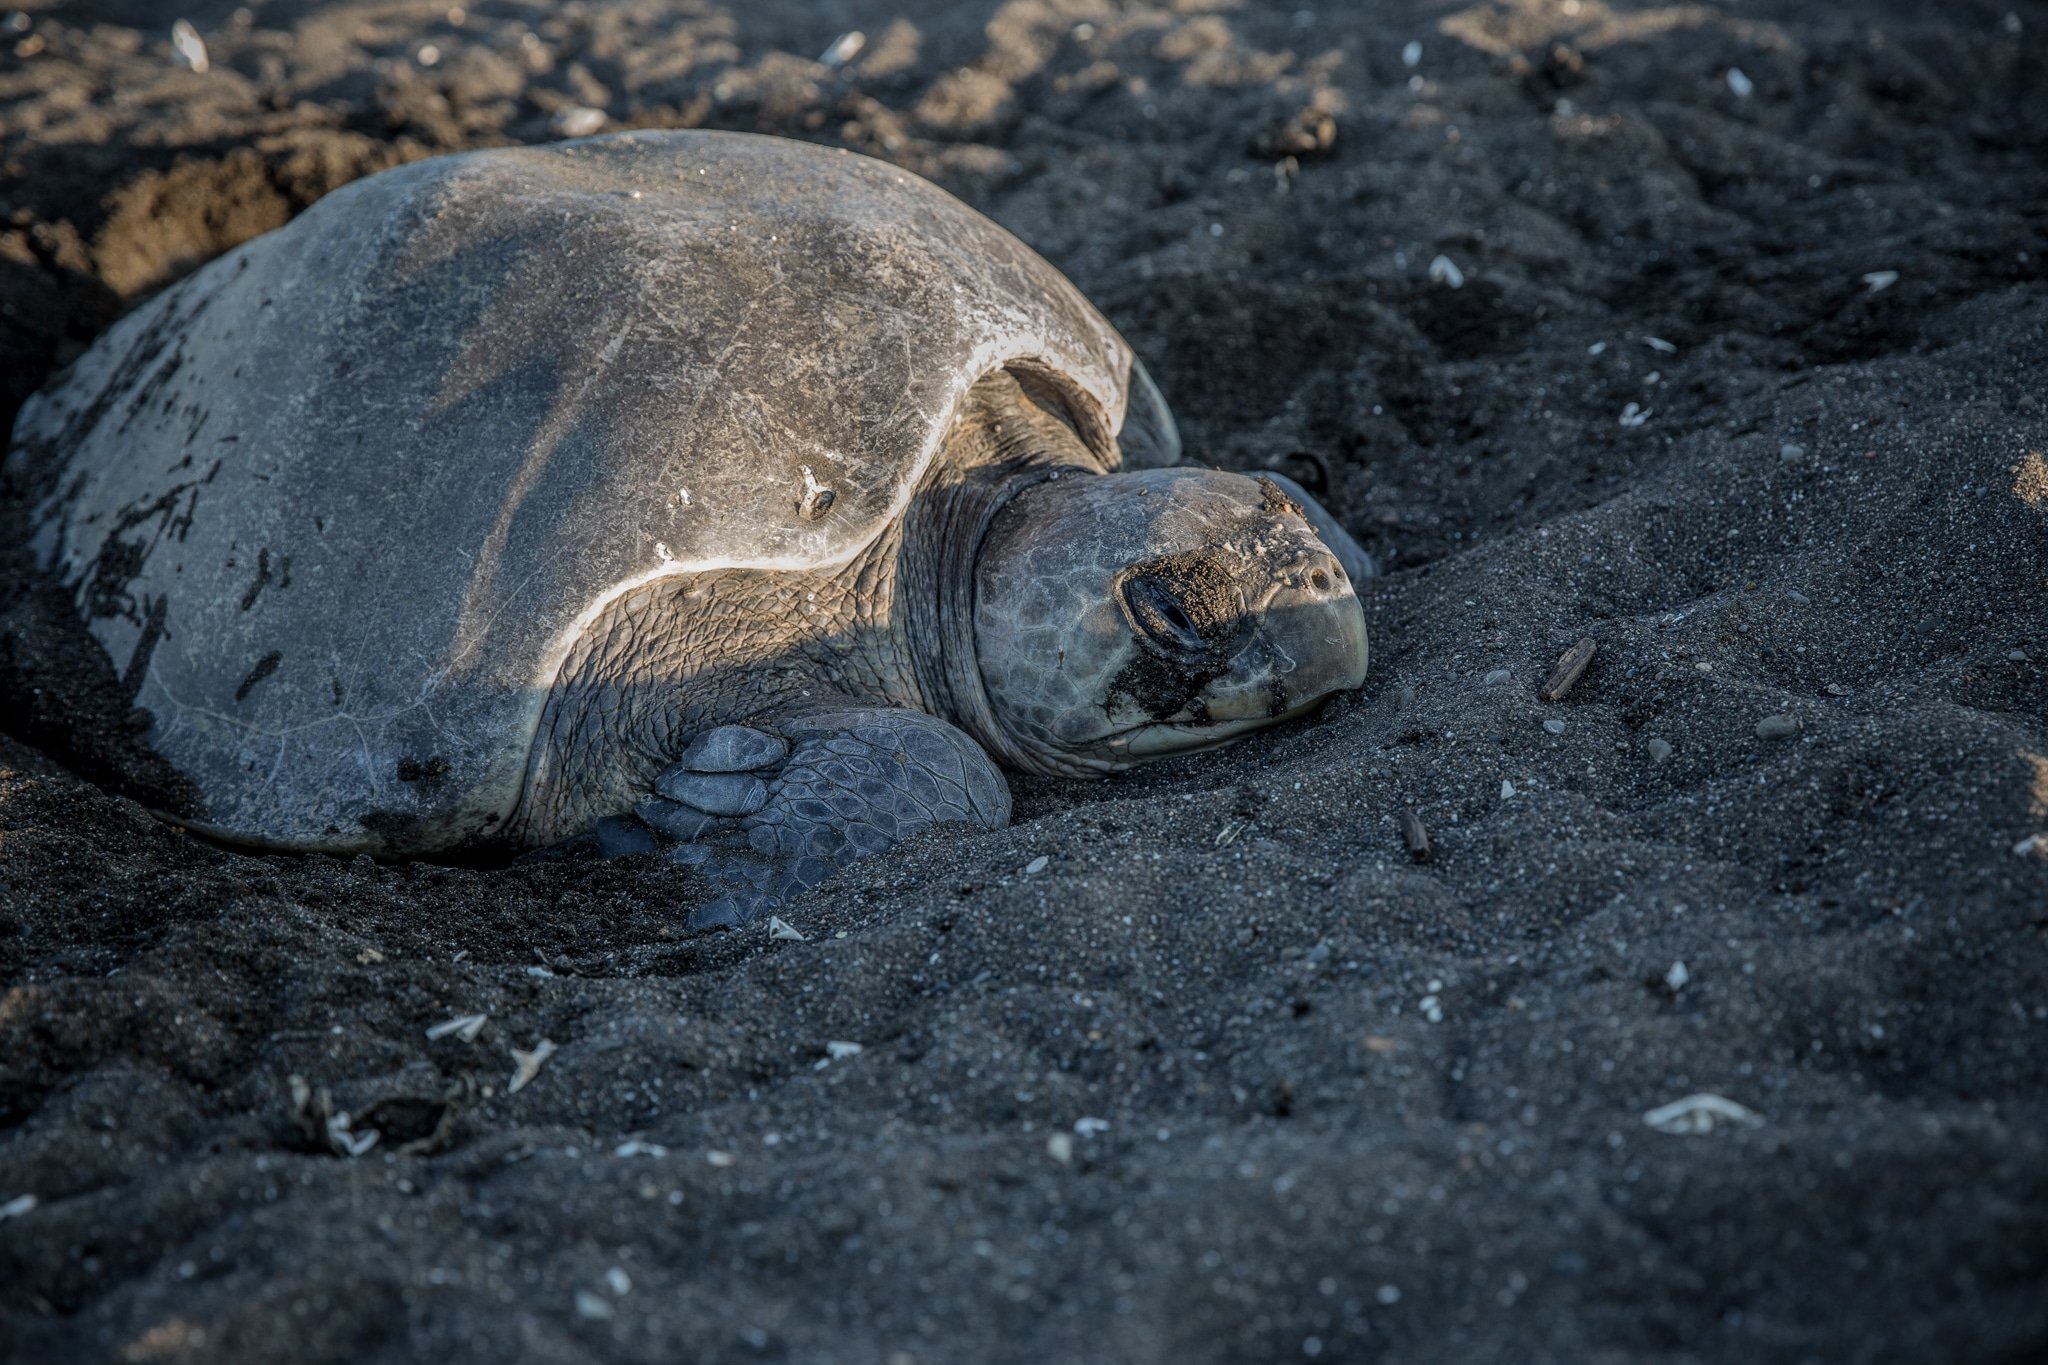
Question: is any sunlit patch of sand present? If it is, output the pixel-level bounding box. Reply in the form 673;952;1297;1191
1440;0;1791;57
2013;450;2048;509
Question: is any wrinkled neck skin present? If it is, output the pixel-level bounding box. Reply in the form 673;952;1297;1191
898;371;1106;773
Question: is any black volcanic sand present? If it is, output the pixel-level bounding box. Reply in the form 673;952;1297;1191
3;2;2046;1361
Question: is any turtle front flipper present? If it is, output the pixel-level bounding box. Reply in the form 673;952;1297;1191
608;710;1011;931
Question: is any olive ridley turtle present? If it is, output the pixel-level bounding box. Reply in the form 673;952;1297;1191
8;130;1372;927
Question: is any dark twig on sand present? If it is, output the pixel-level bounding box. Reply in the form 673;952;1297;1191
1400;809;1432;862
1540;638;1598;702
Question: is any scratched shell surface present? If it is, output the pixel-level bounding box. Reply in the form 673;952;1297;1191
11;130;1161;851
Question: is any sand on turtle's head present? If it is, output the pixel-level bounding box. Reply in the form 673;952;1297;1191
971;467;1368;775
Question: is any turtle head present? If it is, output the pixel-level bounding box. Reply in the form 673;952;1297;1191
971;468;1368;774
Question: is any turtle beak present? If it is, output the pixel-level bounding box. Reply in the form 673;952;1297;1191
1121;545;1368;756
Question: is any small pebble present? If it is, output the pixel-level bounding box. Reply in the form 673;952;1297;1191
551;105;607;138
574;1291;614;1320
1725;67;1754;97
1786;590;1811;605
1646;738;1673;763
1542;718;1566;735
1825;683;1848;696
1483;668;1512;686
1023;855;1049;875
1779;443;1806;461
1755;713;1802;740
613;1140;667;1158
2010;649;2030;662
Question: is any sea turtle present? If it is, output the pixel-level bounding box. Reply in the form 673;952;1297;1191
8;130;1371;927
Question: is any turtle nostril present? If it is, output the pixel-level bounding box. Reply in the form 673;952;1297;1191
1309;568;1331;592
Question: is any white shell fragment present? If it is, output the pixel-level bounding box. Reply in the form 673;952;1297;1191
328;1112;379;1157
1074;1116;1111;1136
825;1040;864;1060
425;1013;488;1042
1024;855;1050;874
1862;270;1900;293
1643;1092;1765;1134
1402;40;1423;68
1664;960;1690;993
1642;335;1678;353
613;1139;668;1158
1725;68;1754;97
508;1038;557;1094
767;916;807;941
1619;402;1652;428
819;31;865;68
171;19;208;73
1428;254;1465;289
1047;1132;1075;1163
0;1194;37;1221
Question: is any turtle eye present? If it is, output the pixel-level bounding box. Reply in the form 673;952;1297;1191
1121;574;1206;655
